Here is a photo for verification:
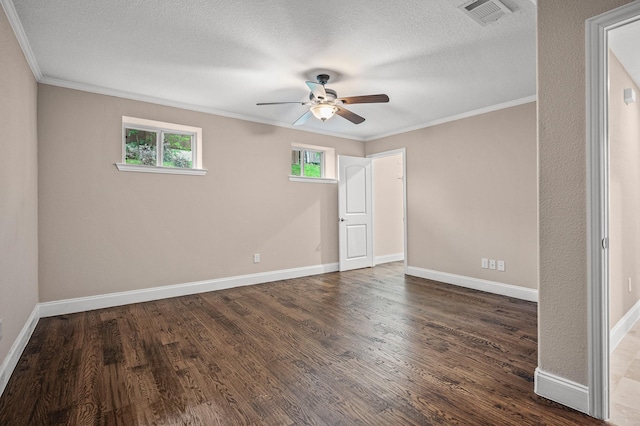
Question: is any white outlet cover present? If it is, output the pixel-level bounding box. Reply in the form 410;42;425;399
497;260;505;272
489;260;496;270
481;258;489;269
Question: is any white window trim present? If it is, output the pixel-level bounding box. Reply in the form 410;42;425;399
116;116;207;175
115;163;207;175
290;143;336;182
288;176;338;184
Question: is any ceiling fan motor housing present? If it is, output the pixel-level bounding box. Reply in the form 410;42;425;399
310;88;337;103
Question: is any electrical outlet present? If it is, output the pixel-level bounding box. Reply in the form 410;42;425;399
497;260;505;272
0;318;3;341
253;253;260;263
629;277;632;293
481;258;489;269
489;259;496;270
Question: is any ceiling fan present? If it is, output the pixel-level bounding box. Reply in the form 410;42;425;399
257;74;389;125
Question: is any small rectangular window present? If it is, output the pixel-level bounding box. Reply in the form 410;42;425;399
291;149;323;178
124;127;194;169
117;117;205;175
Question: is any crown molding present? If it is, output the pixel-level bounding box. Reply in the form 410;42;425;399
41;75;537;144
364;95;537;141
38;77;366;141
0;0;42;80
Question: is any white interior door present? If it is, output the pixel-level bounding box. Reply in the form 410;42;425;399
338;155;373;271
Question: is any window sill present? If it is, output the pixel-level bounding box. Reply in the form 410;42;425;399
115;163;208;176
289;176;337;184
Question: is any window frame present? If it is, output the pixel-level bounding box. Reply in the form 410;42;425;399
292;148;325;178
289;143;337;184
116;116;206;175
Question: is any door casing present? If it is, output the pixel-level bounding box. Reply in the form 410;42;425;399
586;1;640;419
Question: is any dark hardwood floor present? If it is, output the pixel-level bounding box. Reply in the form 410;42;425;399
0;262;604;425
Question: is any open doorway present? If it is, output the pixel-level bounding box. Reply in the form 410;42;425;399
586;2;640;421
337;149;407;272
607;18;640;425
369;149;407;271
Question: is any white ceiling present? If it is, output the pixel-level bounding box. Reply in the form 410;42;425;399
8;0;538;141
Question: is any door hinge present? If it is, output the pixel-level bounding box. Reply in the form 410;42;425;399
602;238;608;249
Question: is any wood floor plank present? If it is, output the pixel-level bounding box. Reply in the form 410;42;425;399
73;310;107;425
0;262;606;425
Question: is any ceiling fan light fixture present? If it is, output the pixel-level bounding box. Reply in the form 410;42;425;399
310;104;337;122
257;74;388;125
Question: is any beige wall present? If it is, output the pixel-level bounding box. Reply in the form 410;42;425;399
0;7;39;362
366;102;538;290
373;153;404;259
537;0;633;385
37;85;363;302
608;50;640;328
37;85;538;304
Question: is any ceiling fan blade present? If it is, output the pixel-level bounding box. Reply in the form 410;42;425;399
293;110;313;126
256;101;310;106
336;106;365;124
338;94;389;104
306;81;327;101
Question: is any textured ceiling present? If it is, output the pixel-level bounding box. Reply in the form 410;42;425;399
9;0;538;140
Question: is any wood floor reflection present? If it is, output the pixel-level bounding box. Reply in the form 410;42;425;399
0;262;604;425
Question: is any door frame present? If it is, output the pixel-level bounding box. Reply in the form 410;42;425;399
367;148;408;273
586;1;640;419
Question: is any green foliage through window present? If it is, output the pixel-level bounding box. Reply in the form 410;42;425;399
163;133;192;168
291;149;323;178
125;128;157;165
125;127;193;168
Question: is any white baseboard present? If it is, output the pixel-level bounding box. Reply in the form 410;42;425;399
375;253;404;265
4;262;536;399
405;266;538;302
534;368;589;415
0;304;39;397
610;298;640;352
39;262;339;317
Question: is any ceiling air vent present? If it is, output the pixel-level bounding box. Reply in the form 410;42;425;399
459;0;512;26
